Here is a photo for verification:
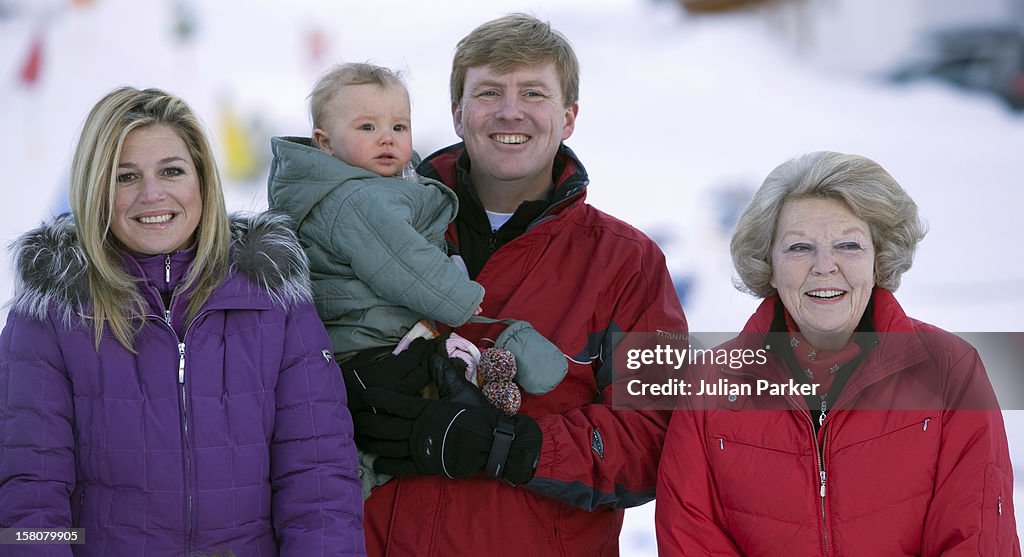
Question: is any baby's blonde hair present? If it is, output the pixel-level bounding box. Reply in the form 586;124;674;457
308;62;408;132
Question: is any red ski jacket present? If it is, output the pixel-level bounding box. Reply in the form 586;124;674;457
361;143;688;556
657;289;1019;556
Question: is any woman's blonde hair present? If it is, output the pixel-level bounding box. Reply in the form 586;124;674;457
69;86;230;349
731;151;927;299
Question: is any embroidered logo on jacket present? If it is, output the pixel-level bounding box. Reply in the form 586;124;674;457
591;428;605;460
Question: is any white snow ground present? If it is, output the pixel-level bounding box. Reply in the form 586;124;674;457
1;0;1022;554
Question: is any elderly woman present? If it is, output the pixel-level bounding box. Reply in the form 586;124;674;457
0;87;364;555
656;151;1019;555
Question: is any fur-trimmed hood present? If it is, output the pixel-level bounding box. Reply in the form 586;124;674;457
7;210;312;323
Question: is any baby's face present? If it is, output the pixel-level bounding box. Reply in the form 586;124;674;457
317;83;413;177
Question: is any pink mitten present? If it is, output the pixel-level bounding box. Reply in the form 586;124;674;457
445;332;482;385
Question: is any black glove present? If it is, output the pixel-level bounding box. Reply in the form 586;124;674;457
429;354;489;407
340;337;437;413
353;387;542;484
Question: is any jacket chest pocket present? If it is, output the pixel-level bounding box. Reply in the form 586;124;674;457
706;385;805;453
706;404;818;521
826;413;940;522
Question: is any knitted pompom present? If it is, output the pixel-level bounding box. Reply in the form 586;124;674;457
478;347;517;383
483;381;522;416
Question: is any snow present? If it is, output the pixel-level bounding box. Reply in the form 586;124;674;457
1;0;1022;554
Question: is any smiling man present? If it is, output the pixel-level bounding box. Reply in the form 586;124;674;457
354;13;688;555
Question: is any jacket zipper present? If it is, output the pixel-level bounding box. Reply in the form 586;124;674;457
177;341;193;553
150;288;211;555
723;336;877;556
816;423;829;556
723;341;850;556
163;255;174;324
790;392;830;555
156;315;210;555
721;366;832;552
163;254;194;553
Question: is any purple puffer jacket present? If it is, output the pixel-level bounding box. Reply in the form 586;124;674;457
0;212;365;556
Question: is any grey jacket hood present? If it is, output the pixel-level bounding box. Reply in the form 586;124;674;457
267;136;456;226
7;211;312;323
267;136;381;227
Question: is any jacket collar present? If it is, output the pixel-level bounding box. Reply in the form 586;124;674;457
267;136;381;227
8;211;312;323
121;246;196;297
741;288;918;336
417;141;590;233
737;288;930;405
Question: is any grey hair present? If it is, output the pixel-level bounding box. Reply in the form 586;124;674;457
730;151;927;298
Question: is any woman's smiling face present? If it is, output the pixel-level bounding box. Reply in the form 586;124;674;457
110;124;202;255
770;197;875;351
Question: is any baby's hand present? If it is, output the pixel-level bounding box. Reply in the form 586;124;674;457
475;305;483;315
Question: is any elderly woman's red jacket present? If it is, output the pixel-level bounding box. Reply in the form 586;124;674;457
656;288;1020;556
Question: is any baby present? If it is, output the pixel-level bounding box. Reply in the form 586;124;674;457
269;62;485;363
268;63;508;498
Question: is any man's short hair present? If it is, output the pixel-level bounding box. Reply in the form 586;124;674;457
450;13;579;108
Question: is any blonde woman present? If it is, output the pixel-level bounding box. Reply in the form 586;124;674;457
0;87;364;556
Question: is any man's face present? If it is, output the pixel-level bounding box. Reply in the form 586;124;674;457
453;62;577;199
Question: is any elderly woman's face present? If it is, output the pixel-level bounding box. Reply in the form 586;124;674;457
111;124;202;255
770;197;874;351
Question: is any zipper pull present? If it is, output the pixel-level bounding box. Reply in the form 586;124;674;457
177;342;186;384
923;418;930;432
719;438;724;450
998;495;1002;516
165;309;172;325
819;470;827;497
819;397;828;426
165;254;171;284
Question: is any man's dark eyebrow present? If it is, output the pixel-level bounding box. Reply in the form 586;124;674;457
470;79;552;90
